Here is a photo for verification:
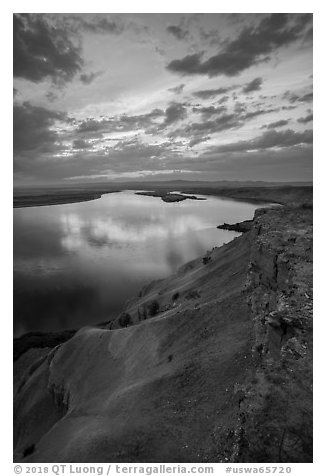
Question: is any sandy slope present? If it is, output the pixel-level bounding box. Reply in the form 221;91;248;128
14;231;252;462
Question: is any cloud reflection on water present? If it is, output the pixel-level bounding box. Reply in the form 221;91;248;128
60;212;208;250
14;191;260;336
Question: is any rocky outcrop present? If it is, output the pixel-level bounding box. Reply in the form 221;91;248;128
13;204;312;463
135;191;206;202
217;219;253;233
214;205;313;462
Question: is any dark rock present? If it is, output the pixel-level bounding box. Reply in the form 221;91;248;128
217;220;253;233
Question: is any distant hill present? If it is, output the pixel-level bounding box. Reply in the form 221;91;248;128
14;179;312;193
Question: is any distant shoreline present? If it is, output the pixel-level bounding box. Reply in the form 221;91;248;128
13;184;313;208
13;191;120;208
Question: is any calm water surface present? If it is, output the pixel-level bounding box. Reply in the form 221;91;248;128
14;191;264;336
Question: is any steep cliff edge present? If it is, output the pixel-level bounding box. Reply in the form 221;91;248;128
229;204;313;463
13;204;312;463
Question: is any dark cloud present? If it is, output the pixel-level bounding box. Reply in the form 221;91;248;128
79;16;123;34
197;113;239;132
281;105;297;111
162;102;188;127
209;128;312;154
15;134;312;184
166;25;189;40
167;53;202;75
192;86;236;99
72;139;92;149
241;108;279;121
234;102;246;114
262;119;290;129
297;92;313;103
226;13;246;25
198;27;221;47
167;14;312;77
304;26;313;42
192;105;227;119
64;14;151;39
76;104;186;138
14;102;66;153
171;104;279;145
13;14;83;84
112;137;174;158
120;109;165;131
80;71;103;85
218;95;229;104
297;114;313;124
76;108;165;136
233;101;278;119
183;146;312;182
45;91;60;102
283;91;313;103
189;136;210;147
168;84;185;94
77;118;104;134
172;114;241;140
14;132;185;184
242;77;263;93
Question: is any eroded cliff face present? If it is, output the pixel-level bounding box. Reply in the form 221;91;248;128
13;204;313;463
215;205;313;463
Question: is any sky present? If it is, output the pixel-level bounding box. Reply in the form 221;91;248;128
13;12;313;185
